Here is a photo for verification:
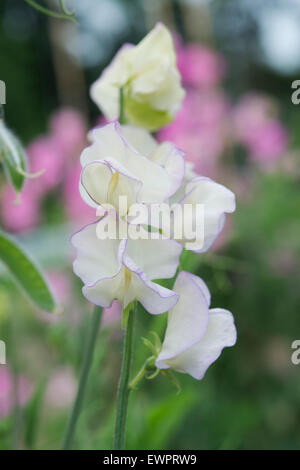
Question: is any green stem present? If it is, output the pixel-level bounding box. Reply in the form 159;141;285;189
119;88;126;125
113;303;136;450
58;0;74;16
62;305;103;449
24;0;77;23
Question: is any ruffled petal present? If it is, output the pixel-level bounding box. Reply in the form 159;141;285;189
83;269;125;308
90;46;133;120
177;177;236;252
159;308;237;379
71;218;122;285
156;271;210;368
150;141;185;196
123;252;178;314
120;125;157;156
80;161;112;206
126;237;182;280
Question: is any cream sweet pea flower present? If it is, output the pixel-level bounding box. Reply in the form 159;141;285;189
172;176;236;252
120;124;185;197
81;122;185;216
90;23;185;131
107;124;235;252
71;211;182;314
156;271;237;379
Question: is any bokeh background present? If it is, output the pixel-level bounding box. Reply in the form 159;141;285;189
1;0;300;450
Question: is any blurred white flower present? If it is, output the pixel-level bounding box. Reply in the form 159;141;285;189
156;271;237;379
90;23;185;131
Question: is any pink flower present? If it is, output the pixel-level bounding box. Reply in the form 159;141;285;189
232;94;275;139
247;120;288;166
49;108;87;157
27;136;65;195
1;184;40;233
232;94;288;167
45;367;77;409
0;367;32;419
176;37;226;88
47;270;71;306
103;300;122;326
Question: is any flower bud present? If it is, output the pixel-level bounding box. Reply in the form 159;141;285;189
0;119;27;193
90;23;185;131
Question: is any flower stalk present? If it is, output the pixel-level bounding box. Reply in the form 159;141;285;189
119;88;126;125
62;305;103;449
113;302;137;450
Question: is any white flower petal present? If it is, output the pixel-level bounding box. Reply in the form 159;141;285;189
81;159;142;213
123;251;178;314
71;219;121;285
150;141;185;196
156;271;210;368
90;45;133;120
125;151;172;202
181;177;236;252
126;237;182;280
80;122;127;168
120;125;157;156
132;23;176;70
185;177;236;214
161;308;237;379
147;67;185;114
81;161;112;206
81;123;172;205
131;57;171;95
83;269;125;308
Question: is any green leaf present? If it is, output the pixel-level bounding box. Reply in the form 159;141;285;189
0;229;57;312
0;121;27;193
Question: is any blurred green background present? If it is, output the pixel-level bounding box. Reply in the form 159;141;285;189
0;0;300;450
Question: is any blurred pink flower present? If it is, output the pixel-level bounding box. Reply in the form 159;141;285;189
45;367;77;409
0;367;32;419
47;270;71;306
1;184;40;233
247;120;288;166
49;108;87;157
232;94;288;167
27;136;65;195
175;36;226;88
232;94;275;138
158;90;229;177
63;162;95;225
103;300;122;326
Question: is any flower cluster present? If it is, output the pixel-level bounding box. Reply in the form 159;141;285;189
72;24;237;381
